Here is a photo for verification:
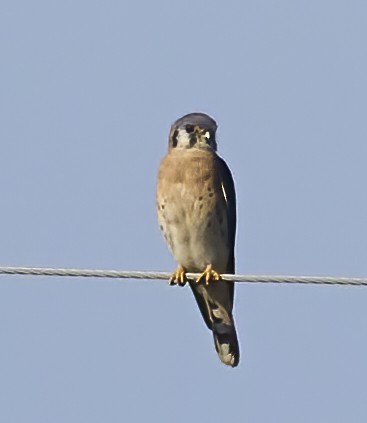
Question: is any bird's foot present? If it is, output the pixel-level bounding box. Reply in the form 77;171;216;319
196;264;221;286
169;265;187;286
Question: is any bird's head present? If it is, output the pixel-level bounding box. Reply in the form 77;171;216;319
168;113;218;152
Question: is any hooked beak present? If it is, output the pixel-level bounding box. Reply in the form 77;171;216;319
194;126;208;144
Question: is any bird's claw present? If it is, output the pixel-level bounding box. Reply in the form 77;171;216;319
169;265;187;286
196;264;221;286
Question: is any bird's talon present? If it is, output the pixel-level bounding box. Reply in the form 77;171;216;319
169;266;187;286
196;264;222;285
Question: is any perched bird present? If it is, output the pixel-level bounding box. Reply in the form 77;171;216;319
156;112;240;367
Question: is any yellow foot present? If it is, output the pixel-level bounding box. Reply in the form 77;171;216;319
169;265;187;286
196;264;222;286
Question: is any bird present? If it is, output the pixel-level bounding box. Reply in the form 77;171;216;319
156;112;240;367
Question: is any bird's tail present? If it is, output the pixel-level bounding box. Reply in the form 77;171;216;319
189;281;240;367
211;311;240;367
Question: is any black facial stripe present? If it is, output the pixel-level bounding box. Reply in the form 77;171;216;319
171;129;178;148
189;134;197;148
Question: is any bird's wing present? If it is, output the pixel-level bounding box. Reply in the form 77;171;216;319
189;154;239;366
217;155;237;275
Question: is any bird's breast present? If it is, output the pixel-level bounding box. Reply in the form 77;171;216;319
157;149;230;272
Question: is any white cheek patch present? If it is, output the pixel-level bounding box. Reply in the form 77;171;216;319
204;131;210;140
176;128;191;148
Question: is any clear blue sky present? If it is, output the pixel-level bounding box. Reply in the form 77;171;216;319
1;1;367;422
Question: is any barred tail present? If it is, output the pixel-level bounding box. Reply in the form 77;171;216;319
189;280;240;367
212;318;240;367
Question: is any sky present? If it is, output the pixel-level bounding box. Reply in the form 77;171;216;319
0;1;366;422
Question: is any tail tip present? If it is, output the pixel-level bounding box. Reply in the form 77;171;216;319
214;337;240;367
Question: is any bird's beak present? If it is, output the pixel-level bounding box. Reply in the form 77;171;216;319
194;127;206;144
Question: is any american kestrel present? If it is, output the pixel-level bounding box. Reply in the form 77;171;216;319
156;112;240;367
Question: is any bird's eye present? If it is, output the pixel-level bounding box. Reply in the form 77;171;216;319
204;131;211;140
185;124;195;133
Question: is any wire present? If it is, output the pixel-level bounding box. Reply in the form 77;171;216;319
0;266;366;286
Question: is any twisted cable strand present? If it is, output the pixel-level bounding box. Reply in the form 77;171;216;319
0;266;366;286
